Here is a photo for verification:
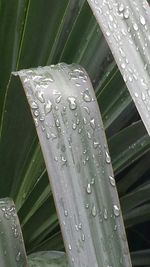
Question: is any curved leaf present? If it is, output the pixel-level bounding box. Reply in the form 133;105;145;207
14;64;131;267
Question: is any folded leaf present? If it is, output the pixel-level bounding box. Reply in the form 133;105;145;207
13;63;132;267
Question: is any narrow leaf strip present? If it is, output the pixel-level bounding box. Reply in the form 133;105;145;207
86;0;150;135
14;64;132;267
0;198;27;267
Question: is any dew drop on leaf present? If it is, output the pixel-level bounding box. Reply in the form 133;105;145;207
68;244;72;250
118;3;124;12
44;100;52;114
104;208;108;220
31;101;38;109
67;96;77;110
83;90;92;102
109;176;116;186
91;205;97;217
36;90;45;103
55;95;62;104
72;123;77;130
81;233;85;241
140;15;146;25
90;118;96;129
86;183;92;194
15;251;21;262
64;210;68;217
105;151;111;163
113;205;120;217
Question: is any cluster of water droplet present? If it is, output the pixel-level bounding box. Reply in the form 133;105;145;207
0;202;25;264
20;64;129;266
89;0;150;128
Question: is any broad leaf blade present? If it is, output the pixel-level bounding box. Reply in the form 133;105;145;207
0;198;27;267
14;64;132;267
87;0;150;136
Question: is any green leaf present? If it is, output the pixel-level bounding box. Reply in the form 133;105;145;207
121;182;150;214
0;0;27;122
109;121;150;174
131;249;150;266
87;0;150;136
14;64;132;267
117;151;150;196
124;203;150;228
97;66;134;134
28;251;68;267
30;232;64;254
0;198;27;267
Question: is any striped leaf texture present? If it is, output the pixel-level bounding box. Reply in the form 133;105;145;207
13;64;132;267
87;0;150;135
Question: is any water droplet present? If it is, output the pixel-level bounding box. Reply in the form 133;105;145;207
109;14;113;22
68;244;72;250
31;101;38;109
61;156;67;165
78;128;82;134
93;141;99;149
83;106;90;114
118;3;124;12
34;110;39;117
44;100;52;114
78;223;82;230
67;97;77;110
140;15;146;25
106;31;110;37
64;210;68;216
81;233;85;241
91;205;97;217
109;176;116;186
114;224;117;231
121;63;126;69
54;156;58;162
55;118;60;127
87;132;91;139
55;95;62;104
113;205;120;217
104;208;108;220
34;118;39;127
16;251;21;262
133;23;138;31
90;118;96;129
134;92;138;98
47;73;54;82
119;48;126;57
91;178;95;185
123;9;130;19
72;123;77;130
105;151;111;163
85;203;89;209
86;183;92;194
141;92;146;101
83;90;92;102
36;90;45;103
76;118;80;125
51;133;57;139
